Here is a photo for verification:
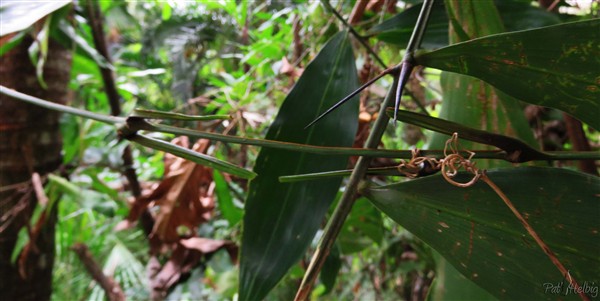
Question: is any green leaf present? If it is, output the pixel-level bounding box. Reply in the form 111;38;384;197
370;1;561;49
131;108;230;121
423;0;537;171
0;1;70;36
213;169;242;226
27;15;51;89
239;31;360;301
338;197;383;254
130;134;256;180
57;20;113;70
10;227;29;264
161;2;172;21
365;167;600;300
319;243;342;296
427;252;497;301
415;19;600;129
0;29;28;56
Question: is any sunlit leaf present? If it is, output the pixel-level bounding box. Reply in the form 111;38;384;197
0;1;70;36
415;19;600;129
365;167;600;301
130;134;256;180
239;31;360;301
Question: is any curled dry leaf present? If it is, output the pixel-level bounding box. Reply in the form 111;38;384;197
279;56;304;78
118;137;215;253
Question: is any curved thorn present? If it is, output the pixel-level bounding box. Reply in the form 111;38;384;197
304;69;394;129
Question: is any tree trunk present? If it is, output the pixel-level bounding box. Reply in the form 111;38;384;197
0;37;72;301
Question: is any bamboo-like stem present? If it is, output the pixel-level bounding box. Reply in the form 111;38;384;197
0;86;125;124
3;86;597;162
294;1;436;299
131;118;410;158
294;77;399;301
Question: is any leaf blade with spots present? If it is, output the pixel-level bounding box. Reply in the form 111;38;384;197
365;167;600;300
415;19;600;129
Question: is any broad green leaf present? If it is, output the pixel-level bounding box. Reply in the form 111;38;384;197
0;1;70;36
365;167;600;301
239;31;360;301
425;0;537;171
370;0;560;49
427;251;497;301
0;29;28;56
415;19;600;129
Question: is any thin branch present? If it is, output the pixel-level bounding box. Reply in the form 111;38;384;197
83;0;153;234
71;243;126;301
2;87;597;162
83;0;121;115
294;76;399;301
30;173;48;206
321;0;386;68
0;86;124;124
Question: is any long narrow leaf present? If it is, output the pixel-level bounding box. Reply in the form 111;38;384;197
415;19;600;129
130;134;256;180
239;31;360;301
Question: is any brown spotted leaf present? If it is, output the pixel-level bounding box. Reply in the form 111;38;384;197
365;167;599;300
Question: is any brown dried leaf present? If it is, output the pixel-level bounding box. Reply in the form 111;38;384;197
150;239;238;299
280;57;304;78
121;138;216;253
